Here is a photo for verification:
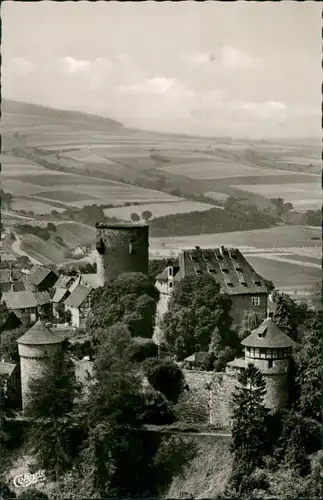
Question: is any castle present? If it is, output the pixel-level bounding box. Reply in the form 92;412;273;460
3;222;294;423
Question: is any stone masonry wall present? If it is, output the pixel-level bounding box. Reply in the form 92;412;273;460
176;370;234;427
18;343;63;411
96;225;149;283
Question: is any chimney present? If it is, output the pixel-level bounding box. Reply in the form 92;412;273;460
220;245;225;257
195;246;200;250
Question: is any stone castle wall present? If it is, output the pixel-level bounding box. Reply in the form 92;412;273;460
177;365;289;427
96;225;149;283
18;343;63;410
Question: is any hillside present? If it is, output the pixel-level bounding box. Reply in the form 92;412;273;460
1;99;320;221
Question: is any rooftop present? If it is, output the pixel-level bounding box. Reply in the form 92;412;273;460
54;275;75;289
2;291;50;310
17;320;64;345
157;247;268;295
241;317;296;349
64;285;93;308
51;287;70;304
28;266;57;286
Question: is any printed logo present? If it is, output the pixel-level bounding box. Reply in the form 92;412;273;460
13;470;46;488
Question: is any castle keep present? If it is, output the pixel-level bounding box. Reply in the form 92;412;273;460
96;223;149;285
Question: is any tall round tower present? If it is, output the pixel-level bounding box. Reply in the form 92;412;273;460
240;317;295;412
95;223;149;285
17;320;64;411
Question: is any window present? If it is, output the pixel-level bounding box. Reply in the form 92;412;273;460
268;359;273;368
251;296;260;306
169;282;173;288
169;267;173;276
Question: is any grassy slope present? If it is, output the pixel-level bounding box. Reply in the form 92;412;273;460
166;435;232;498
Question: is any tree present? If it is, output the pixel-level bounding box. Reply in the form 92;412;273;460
239;310;264;340
25;351;81;481
294;311;323;421
273;293;309;342
230;363;270;492
130;213;140;223
143;357;185;404
141;210;153;222
161;275;234;360
0;327;26;363
87;273;159;339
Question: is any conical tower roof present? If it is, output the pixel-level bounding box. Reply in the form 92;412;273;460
241;317;295;349
17;320;64;346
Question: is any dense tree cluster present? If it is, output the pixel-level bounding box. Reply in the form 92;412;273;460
149;200;278;237
161;275;238;362
87;272;159;340
15;223;58;241
22;324;190;498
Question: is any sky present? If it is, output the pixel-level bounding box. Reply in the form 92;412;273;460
2;1;321;138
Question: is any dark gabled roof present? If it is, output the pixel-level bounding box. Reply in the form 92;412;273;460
2;291;50;310
17;320;64;345
51;287;70;303
0;362;17;377
171;247;268;296
241;318;295;349
64;285;92;308
28;266;57;286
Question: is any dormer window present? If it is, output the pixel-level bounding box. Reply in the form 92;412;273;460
195;269;202;275
240;281;248;287
208;268;216;274
221;268;229;274
235;266;243;273
190;254;197;262
254;280;262;286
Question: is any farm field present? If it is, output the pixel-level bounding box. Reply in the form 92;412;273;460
235;182;322;211
103;200;217;221
149;226;321;252
161;161;300;180
56;222;97;248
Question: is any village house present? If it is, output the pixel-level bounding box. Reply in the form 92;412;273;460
0;361;21;409
64;285;94;328
0;267;26;295
1;291;51;326
155;246;269;343
27;266;58;292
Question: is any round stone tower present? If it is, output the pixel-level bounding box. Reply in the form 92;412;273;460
240;317;295;412
17;320;64;411
95;223;149;285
